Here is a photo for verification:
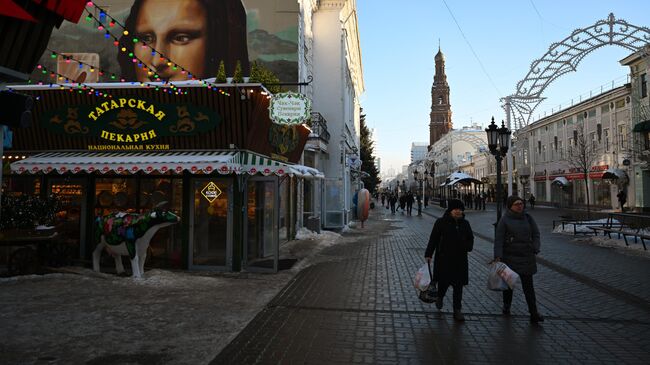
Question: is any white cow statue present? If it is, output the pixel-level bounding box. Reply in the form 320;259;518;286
93;209;180;278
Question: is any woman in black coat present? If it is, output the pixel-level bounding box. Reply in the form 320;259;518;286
494;195;544;324
425;199;474;321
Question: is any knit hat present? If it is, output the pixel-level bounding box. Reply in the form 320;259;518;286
446;199;465;212
506;195;524;209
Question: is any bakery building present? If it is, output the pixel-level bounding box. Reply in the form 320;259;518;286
2;81;320;272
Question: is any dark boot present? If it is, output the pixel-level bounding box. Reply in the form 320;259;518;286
530;312;545;324
502;305;511;316
435;295;443;310
453;309;465;322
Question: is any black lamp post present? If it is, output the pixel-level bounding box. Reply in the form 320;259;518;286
519;175;530;199
485;117;511;223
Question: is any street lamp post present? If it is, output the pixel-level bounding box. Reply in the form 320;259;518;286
485;117;511;224
413;169;420;215
519;175;530;199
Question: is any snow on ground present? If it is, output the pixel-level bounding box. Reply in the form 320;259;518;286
281;227;343;272
552;218;650;258
0;223;360;365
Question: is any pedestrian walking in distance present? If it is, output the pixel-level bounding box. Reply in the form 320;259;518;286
494;196;544;324
528;194;536;209
425;199;474;322
617;190;627;212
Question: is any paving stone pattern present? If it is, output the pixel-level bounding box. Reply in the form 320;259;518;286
213;204;650;364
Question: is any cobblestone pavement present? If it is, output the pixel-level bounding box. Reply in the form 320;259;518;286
213;203;650;364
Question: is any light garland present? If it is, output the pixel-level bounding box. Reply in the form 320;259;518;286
83;2;245;97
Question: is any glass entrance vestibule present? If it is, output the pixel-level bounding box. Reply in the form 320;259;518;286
2;172;286;273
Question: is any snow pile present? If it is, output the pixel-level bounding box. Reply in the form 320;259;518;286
281;228;343;272
572;235;650;258
295;227;321;240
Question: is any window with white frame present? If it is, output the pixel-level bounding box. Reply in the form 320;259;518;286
590;132;597;150
618;125;628;149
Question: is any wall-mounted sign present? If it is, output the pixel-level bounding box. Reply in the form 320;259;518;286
201;182;222;203
269;92;311;125
42;97;222;145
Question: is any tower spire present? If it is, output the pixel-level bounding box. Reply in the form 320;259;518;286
429;43;452;146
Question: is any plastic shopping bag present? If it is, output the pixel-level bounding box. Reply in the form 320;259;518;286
414;262;437;303
492;262;520;289
414;263;431;291
487;262;509;291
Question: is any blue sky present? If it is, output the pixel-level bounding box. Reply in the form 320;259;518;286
357;0;649;174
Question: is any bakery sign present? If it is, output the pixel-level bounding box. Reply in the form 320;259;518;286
269;92;311;125
41;97;221;144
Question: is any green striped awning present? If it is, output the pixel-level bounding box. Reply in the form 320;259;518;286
11;149;323;178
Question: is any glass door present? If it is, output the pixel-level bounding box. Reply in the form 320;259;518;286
245;178;278;272
189;178;232;270
47;178;86;260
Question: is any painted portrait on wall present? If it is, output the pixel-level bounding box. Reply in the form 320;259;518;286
32;0;299;84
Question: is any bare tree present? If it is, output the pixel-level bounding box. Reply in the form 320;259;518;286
565;125;600;218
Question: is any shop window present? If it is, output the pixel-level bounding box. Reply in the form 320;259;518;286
1;175;40;197
94;177;183;269
592;180;611;207
535;181;546;201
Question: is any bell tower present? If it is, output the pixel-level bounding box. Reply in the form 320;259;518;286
429;45;452;145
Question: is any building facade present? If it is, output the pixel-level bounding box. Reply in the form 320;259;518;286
305;0;364;229
0;0;365;273
515;85;634;210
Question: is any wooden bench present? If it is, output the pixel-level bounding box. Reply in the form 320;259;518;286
587;213;650;250
553;213;611;235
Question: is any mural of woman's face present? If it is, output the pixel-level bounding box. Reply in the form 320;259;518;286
133;0;207;82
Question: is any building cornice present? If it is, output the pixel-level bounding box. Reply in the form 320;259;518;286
318;0;346;10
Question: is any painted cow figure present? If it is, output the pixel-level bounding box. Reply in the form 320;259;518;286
93;209;180;278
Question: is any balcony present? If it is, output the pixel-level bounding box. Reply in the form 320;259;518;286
308;112;331;143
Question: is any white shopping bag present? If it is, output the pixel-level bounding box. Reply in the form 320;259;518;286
487;262;509;291
494;262;520;289
413;263;431;291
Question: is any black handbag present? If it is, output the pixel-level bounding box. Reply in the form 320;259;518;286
417;262;438;303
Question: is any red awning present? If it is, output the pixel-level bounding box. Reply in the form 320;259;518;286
32;0;86;23
0;0;86;23
0;1;38;22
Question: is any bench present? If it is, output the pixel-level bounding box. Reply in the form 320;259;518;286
586;213;650;250
553;213;611;235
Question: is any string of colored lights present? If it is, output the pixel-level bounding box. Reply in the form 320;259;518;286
15;64;113;98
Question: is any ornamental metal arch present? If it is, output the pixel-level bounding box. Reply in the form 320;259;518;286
504;13;650;131
427;130;487;159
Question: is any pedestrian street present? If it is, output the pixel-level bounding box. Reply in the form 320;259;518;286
214;204;650;364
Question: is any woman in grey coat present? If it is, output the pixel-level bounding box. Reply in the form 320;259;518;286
494;195;544;323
